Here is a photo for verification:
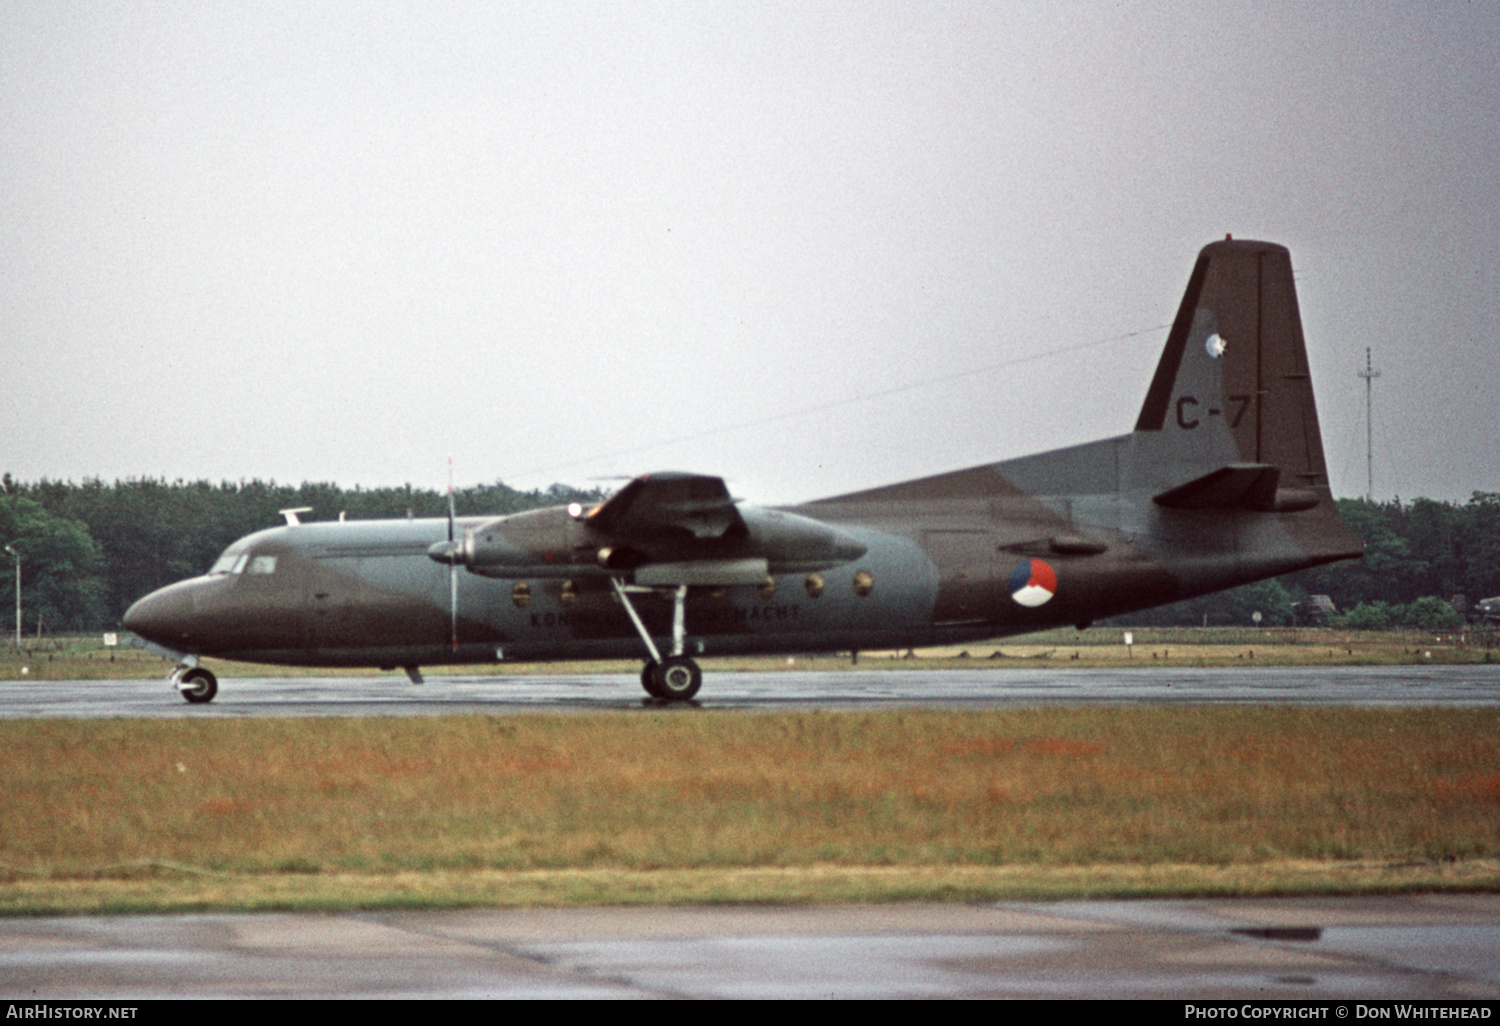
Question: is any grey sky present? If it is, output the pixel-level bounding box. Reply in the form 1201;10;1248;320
4;1;1497;506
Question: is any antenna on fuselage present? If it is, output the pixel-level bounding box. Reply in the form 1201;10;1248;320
279;507;313;526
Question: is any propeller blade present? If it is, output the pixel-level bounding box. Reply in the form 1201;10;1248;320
450;559;459;653
447;457;456;542
447;457;458;651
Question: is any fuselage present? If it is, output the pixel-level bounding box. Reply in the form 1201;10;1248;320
121;450;1356;671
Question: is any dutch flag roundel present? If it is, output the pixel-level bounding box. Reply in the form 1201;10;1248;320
1008;558;1058;608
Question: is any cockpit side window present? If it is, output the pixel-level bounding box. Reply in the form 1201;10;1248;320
246;555;278;575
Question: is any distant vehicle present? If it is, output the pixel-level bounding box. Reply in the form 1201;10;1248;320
1475;597;1500;626
125;239;1364;704
1292;594;1338;626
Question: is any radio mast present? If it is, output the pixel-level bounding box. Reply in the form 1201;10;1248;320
1357;347;1381;502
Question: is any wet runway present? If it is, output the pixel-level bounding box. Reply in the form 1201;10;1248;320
3;663;1499;717
4;895;1499;999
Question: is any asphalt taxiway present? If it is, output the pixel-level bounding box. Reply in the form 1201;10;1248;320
2;663;1498;717
3;895;1498;999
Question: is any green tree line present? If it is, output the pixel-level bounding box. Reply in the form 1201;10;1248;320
0;475;603;633
1;477;1495;633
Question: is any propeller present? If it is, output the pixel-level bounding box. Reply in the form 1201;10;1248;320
447;457;458;653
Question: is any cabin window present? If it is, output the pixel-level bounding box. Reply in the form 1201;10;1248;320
246;555;278;575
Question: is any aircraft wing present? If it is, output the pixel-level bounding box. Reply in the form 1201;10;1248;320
442;471;865;583
584;472;745;541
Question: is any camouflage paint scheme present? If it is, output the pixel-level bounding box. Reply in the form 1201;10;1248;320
124;240;1364;702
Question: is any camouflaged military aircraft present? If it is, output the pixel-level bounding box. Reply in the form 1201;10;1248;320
124;238;1364;703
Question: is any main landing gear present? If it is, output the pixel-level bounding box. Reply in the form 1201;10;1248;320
171;665;218;704
614;580;703;702
641;655;703;701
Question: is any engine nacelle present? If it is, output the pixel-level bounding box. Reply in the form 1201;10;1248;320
740;507;867;573
428;501;866;582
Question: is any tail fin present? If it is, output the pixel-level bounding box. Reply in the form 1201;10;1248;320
1135;239;1330;495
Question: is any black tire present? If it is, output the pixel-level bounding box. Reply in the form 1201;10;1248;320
640;660;665;699
651;656;702;701
179;668;218;705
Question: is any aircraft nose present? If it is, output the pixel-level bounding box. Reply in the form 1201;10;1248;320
123;584;196;644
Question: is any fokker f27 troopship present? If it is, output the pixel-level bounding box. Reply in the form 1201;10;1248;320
124;238;1364;703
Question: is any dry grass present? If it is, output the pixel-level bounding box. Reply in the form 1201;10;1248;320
3;861;1496;916
1;707;1496;912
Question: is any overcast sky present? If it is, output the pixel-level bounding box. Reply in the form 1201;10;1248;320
4;1;1497;507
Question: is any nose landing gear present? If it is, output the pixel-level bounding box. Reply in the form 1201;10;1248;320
171;666;219;704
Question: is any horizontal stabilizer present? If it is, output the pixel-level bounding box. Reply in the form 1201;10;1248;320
1153;464;1280;510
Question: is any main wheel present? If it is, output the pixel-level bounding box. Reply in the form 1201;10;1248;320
178;668;218;705
650;656;702;702
640;660;665;699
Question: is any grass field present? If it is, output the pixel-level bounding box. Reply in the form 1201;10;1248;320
1;706;1496;914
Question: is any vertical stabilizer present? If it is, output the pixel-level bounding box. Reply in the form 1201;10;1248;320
1135;240;1330;492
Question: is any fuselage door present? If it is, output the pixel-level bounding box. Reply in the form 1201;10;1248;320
922;530;998;625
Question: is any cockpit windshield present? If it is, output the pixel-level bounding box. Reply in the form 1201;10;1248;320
208;547;251;575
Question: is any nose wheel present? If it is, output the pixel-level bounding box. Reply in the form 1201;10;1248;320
172;666;218;704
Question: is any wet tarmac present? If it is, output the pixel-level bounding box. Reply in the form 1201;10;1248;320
3;663;1500;717
3;895;1498;999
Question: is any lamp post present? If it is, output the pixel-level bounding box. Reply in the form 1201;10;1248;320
3;544;17;650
